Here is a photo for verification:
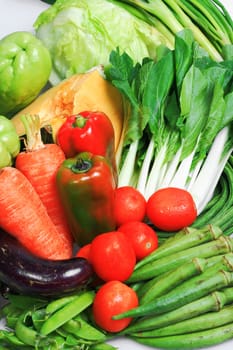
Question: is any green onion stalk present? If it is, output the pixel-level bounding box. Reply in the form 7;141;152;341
117;0;233;61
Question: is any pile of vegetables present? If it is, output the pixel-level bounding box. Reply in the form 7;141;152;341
2;225;233;349
0;0;233;349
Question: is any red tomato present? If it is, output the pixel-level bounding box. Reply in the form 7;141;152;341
76;244;91;262
118;221;159;261
114;186;146;226
90;231;136;282
93;280;139;332
146;187;197;231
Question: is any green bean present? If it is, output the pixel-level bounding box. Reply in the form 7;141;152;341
128;235;233;282
193;175;228;228
135;224;222;270
130;322;233;349
40;290;95;336
114;270;233;319
132;304;233;337
130;281;144;293
140;257;206;304
123;289;229;334
224;226;233;236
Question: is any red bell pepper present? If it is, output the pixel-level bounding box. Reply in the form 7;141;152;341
57;110;115;157
57;110;117;182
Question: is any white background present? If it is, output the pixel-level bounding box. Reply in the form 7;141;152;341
0;1;232;349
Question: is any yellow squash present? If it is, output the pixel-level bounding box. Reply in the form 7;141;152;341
12;69;124;150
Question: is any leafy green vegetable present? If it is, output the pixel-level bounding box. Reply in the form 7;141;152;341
34;0;232;85
34;0;171;85
105;29;233;214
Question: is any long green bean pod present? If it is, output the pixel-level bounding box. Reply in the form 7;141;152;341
140;257;206;304
123;288;233;334
131;322;233;349
128;235;233;282
135;225;222;270
132;304;233;337
115;270;233;319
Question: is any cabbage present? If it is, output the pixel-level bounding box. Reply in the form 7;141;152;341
34;0;171;85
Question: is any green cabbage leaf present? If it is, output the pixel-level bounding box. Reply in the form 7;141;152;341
34;0;172;85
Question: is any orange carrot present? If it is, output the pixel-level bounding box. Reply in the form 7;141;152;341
15;115;73;255
0;167;72;260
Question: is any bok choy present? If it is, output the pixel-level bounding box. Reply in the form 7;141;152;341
105;29;233;214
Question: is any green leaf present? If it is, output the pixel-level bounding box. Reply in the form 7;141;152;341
179;65;210;159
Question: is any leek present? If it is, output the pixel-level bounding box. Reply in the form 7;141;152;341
105;29;233;214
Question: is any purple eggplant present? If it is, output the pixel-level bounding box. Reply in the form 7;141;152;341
0;228;93;297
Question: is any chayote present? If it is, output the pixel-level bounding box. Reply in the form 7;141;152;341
0;115;20;168
0;31;52;117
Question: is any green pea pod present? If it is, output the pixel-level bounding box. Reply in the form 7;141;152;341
40;290;95;335
31;308;48;331
0;115;20;167
5;308;22;329
63;315;106;341
0;330;25;347
15;313;42;346
46;294;79;315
